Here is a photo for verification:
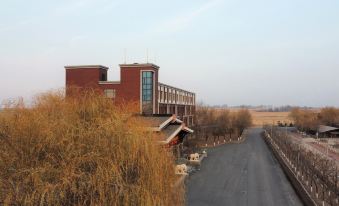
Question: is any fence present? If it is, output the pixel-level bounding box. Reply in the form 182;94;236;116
263;126;339;206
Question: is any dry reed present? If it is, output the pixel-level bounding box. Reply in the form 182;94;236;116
0;89;184;206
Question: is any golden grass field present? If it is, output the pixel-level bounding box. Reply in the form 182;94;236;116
229;109;292;126
250;111;291;126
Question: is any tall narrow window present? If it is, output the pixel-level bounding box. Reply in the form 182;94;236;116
142;71;153;114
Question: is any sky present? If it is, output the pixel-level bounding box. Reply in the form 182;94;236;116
1;0;339;107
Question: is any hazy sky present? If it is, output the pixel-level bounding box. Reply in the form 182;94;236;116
1;0;339;107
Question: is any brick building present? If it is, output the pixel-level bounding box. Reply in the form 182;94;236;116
65;63;196;156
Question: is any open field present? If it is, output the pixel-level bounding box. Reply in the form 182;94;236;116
250;111;291;126
228;109;292;126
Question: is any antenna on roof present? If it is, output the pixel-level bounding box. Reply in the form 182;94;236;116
124;48;127;64
154;51;157;64
146;48;149;63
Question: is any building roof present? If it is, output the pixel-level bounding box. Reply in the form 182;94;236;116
64;65;109;70
318;125;339;133
143;115;184;131
143;115;173;128
140;114;193;144
183;126;194;133
119;63;160;69
161;124;183;143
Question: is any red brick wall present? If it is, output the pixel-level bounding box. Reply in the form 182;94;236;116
120;67;142;103
66;68;101;89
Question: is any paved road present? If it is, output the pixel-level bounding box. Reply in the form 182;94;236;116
187;128;303;206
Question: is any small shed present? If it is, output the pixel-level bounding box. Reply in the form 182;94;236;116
142;114;194;158
318;125;339;138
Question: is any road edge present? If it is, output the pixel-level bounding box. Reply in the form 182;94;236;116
262;132;318;206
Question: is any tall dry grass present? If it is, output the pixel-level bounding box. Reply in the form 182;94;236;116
0;90;183;206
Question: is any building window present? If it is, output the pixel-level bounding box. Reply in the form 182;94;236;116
142;71;153;114
104;89;115;98
101;73;107;81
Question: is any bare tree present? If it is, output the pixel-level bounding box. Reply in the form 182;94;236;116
215;109;230;141
234;109;252;136
289;108;318;132
194;107;252;144
195;104;216;141
318;107;339;126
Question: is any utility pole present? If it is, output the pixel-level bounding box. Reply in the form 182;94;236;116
146;48;149;63
124;48;127;64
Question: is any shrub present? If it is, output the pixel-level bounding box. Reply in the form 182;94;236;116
0;90;183;206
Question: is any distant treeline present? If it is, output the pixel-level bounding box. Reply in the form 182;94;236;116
206;104;315;112
256;105;314;112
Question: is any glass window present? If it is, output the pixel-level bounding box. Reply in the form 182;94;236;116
101;73;107;81
142;71;153;114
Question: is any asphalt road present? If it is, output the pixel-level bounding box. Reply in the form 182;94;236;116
187;128;303;206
